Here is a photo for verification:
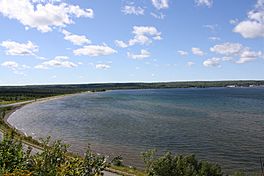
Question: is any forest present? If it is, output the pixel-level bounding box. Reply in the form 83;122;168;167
1;80;263;104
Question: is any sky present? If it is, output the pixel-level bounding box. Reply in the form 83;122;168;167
0;0;263;85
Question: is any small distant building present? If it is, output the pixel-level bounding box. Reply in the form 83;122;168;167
226;85;236;88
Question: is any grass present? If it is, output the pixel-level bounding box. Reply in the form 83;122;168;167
0;100;20;105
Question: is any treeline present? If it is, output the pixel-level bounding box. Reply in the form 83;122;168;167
0;80;263;102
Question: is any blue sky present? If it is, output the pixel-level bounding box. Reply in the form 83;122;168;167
0;0;263;85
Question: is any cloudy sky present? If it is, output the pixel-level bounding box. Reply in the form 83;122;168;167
0;0;263;85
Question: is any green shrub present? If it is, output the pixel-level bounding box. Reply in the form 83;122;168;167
0;132;31;174
0;135;106;176
111;155;123;166
142;149;223;176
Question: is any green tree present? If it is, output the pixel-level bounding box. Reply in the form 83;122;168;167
142;150;223;176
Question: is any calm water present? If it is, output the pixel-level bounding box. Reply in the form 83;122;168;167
8;88;264;174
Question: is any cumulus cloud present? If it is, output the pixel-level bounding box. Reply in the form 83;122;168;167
127;49;151;60
115;26;162;48
115;40;128;48
192;47;205;56
0;0;94;32
1;61;30;74
73;44;117;57
151;0;169;10
1;40;38;56
62;30;91;45
210;42;262;64
122;5;144;15
234;21;264;39
203;57;221;67
195;0;213;7
233;0;264;38
210;42;243;55
129;26;162;45
35;56;77;69
177;50;188;57
95;63;111;70
236;50;262;64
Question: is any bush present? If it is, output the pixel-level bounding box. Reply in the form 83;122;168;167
0;134;106;176
0;132;31;175
142;149;223;176
111;155;123;166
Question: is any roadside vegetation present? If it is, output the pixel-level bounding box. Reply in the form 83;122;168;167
0;133;106;176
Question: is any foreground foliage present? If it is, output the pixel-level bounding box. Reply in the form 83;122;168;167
0;133;106;176
142;149;223;176
0;132;250;176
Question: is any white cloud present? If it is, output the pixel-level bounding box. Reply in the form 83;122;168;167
132;26;160;37
150;12;165;19
192;47;205;56
210;42;243;55
115;40;128;48
233;0;264;38
234;21;264;38
127;49;151;60
128;26;162;46
203;57;221;67
62;30;91;45
116;26;162;48
204;24;217;31
95;63;111;70
210;42;262;64
1;61;18;69
122;5;144;15
1;61;30;74
35;56;77;69
151;0;169;10
177;50;188;57
73;44;117;57
1;40;38;56
187;61;195;67
229;19;239;25
0;0;93;32
195;0;213;7
236;50;262;64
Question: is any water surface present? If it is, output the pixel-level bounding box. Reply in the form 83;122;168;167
8;88;264;173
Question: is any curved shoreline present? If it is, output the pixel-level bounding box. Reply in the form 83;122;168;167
1;91;92;150
1;91;142;176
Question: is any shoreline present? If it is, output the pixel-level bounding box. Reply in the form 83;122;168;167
1;91;92;150
0;90;142;176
